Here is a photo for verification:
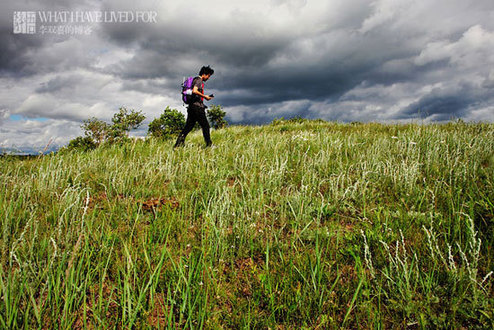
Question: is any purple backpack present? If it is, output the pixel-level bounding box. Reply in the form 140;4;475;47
181;76;196;104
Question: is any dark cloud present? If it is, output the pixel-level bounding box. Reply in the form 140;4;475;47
397;82;494;121
399;92;476;121
35;73;83;93
95;0;494;116
0;0;90;76
227;101;314;125
0;33;45;77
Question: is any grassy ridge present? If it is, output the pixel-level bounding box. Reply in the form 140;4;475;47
1;120;493;328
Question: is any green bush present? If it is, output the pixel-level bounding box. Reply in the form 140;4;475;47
148;107;185;139
109;107;146;142
80;107;145;146
207;105;228;129
81;117;109;145
62;107;146;152
64;136;96;152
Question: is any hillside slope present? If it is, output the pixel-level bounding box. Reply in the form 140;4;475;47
1;120;493;328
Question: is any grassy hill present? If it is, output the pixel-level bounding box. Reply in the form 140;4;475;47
1;120;493;328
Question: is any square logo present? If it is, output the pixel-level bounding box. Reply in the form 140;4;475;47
13;11;36;34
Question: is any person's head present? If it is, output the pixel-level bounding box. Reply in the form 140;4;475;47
199;65;214;81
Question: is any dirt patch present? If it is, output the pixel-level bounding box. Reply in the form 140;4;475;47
235;257;255;272
339;265;357;286
227;176;237;187
86;191;108;210
141;197;179;212
147;292;169;327
73;282;118;329
221;255;265;299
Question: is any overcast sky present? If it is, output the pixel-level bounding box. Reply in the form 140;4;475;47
1;0;494;150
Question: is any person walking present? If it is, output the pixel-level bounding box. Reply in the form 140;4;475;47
174;66;215;148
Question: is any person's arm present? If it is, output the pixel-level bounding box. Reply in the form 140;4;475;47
193;85;213;100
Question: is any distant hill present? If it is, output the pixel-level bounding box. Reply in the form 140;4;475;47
0;144;61;155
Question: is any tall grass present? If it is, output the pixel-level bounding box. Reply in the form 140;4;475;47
1;120;493;328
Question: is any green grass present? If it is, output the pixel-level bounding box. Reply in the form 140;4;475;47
1;120;493;328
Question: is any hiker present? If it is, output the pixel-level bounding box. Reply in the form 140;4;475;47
174;66;215;148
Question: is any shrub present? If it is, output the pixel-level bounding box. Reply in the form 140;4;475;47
104;107;145;144
111;107;146;135
82;117;110;145
148;107;185;139
207;105;228;129
64;136;96;152
66;107;145;151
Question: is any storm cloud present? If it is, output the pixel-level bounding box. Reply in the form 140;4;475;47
1;0;494;149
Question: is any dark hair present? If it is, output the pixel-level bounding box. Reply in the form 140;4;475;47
199;65;214;76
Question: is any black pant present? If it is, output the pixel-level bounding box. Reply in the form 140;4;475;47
174;103;211;147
